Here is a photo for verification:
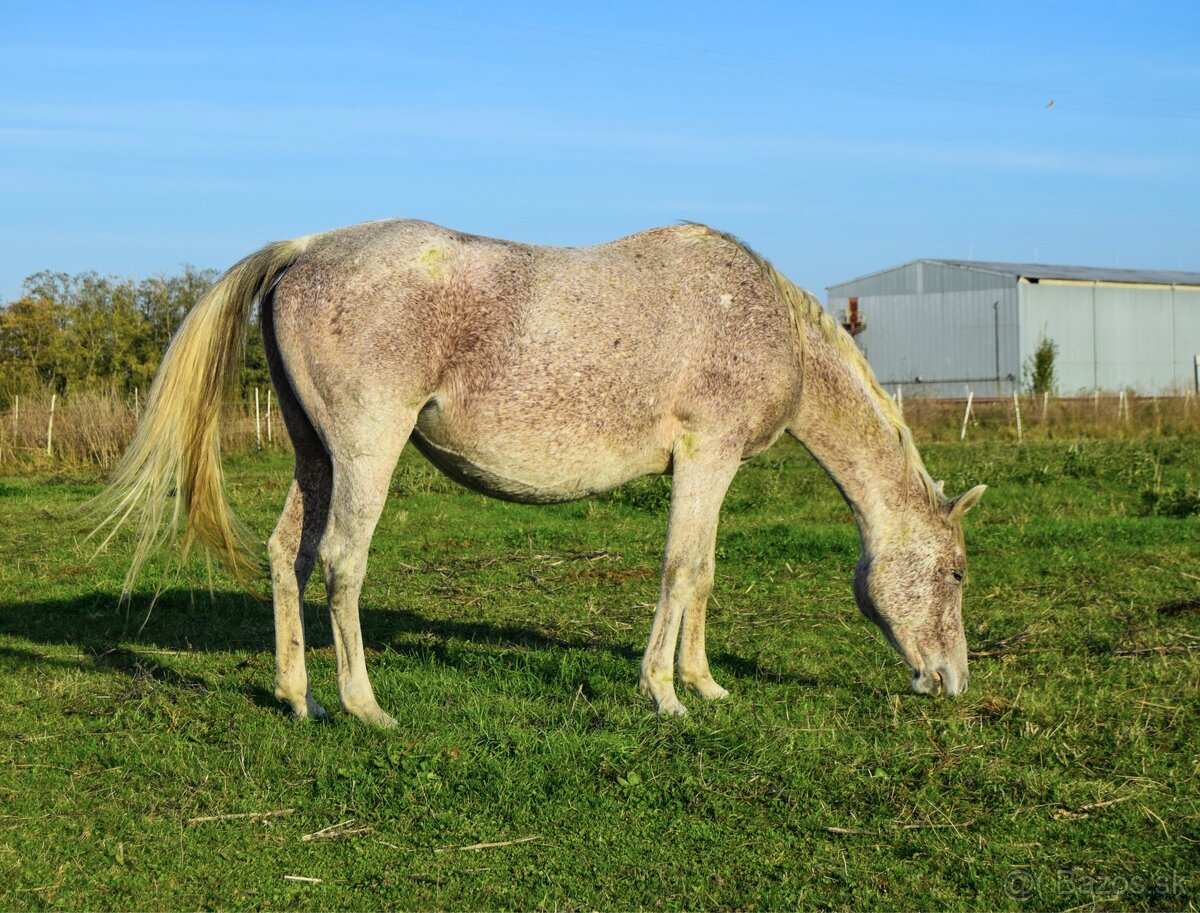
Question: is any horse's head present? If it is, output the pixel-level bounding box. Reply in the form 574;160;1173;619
853;484;987;696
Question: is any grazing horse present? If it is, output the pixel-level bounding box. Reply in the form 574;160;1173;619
95;220;985;725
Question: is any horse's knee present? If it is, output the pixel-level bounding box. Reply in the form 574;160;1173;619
662;558;696;591
663;555;713;598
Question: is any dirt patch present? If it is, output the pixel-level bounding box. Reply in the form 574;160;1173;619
569;566;656;586
1157;598;1200;617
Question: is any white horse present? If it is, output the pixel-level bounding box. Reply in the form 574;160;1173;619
96;220;985;725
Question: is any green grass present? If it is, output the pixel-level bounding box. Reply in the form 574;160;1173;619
1;436;1197;911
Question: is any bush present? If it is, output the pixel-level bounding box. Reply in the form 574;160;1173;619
1024;335;1058;396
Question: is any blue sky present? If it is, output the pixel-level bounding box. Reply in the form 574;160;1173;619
4;0;1198;302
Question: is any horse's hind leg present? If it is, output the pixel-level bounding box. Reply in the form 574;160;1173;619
639;444;739;715
317;413;415;727
264;306;333;719
269;454;331;719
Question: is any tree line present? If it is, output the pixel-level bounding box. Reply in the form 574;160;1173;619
0;267;272;406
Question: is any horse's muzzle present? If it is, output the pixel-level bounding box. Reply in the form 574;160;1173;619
911;663;968;697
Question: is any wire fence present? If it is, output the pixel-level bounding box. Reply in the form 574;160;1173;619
1;388;1198;472
895;390;1200;442
0;388;290;471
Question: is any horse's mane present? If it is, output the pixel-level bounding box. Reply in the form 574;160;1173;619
691;224;939;511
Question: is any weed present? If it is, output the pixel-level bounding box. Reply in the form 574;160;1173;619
1061;442;1098;478
1141;484;1200;518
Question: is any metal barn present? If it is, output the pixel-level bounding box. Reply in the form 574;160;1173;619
826;260;1200;397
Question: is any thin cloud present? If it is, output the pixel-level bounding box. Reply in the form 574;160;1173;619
5;100;1188;180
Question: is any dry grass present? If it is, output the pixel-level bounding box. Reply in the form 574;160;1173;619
900;391;1200;441
0;388;288;471
2;388;1199;472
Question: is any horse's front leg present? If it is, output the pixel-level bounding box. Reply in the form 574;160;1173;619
678;575;730;701
639;443;739;716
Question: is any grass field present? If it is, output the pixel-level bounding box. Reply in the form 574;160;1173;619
1;436;1197;911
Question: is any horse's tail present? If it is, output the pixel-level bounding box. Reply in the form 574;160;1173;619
92;236;313;596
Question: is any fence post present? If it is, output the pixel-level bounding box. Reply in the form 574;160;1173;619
895;384;903;417
255;387;262;449
12;394;17;436
1013;390;1022;442
960;391;974;441
134;387;139;415
1041;391;1048;423
267;388;273;444
46;393;56;456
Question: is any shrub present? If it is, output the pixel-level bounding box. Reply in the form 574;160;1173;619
1024;335;1058;396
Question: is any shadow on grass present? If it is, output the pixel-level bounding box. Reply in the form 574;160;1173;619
0;588;820;710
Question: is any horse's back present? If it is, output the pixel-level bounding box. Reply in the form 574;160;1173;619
269;219;802;497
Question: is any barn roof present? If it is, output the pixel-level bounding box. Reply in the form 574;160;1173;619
829;259;1200;290
929;259;1200;286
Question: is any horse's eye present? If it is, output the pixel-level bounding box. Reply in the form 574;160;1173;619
950;569;964;583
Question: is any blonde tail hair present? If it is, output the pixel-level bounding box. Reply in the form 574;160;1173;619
92;236;313;595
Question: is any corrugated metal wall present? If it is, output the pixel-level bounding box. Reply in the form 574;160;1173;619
828;264;1020;397
1021;282;1200;393
827;262;923;297
829;262;1200;396
1018;283;1096;392
1174;288;1200;392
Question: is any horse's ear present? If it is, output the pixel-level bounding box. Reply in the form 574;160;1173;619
934;479;946;496
947;484;987;523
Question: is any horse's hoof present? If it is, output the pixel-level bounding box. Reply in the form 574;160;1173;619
280;693;328;721
306;696;329;719
655;695;690;717
694;680;730;701
347;704;399;728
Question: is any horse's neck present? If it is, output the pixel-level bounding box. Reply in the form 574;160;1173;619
789;327;924;541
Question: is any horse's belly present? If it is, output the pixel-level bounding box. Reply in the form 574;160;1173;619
410;406;669;504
